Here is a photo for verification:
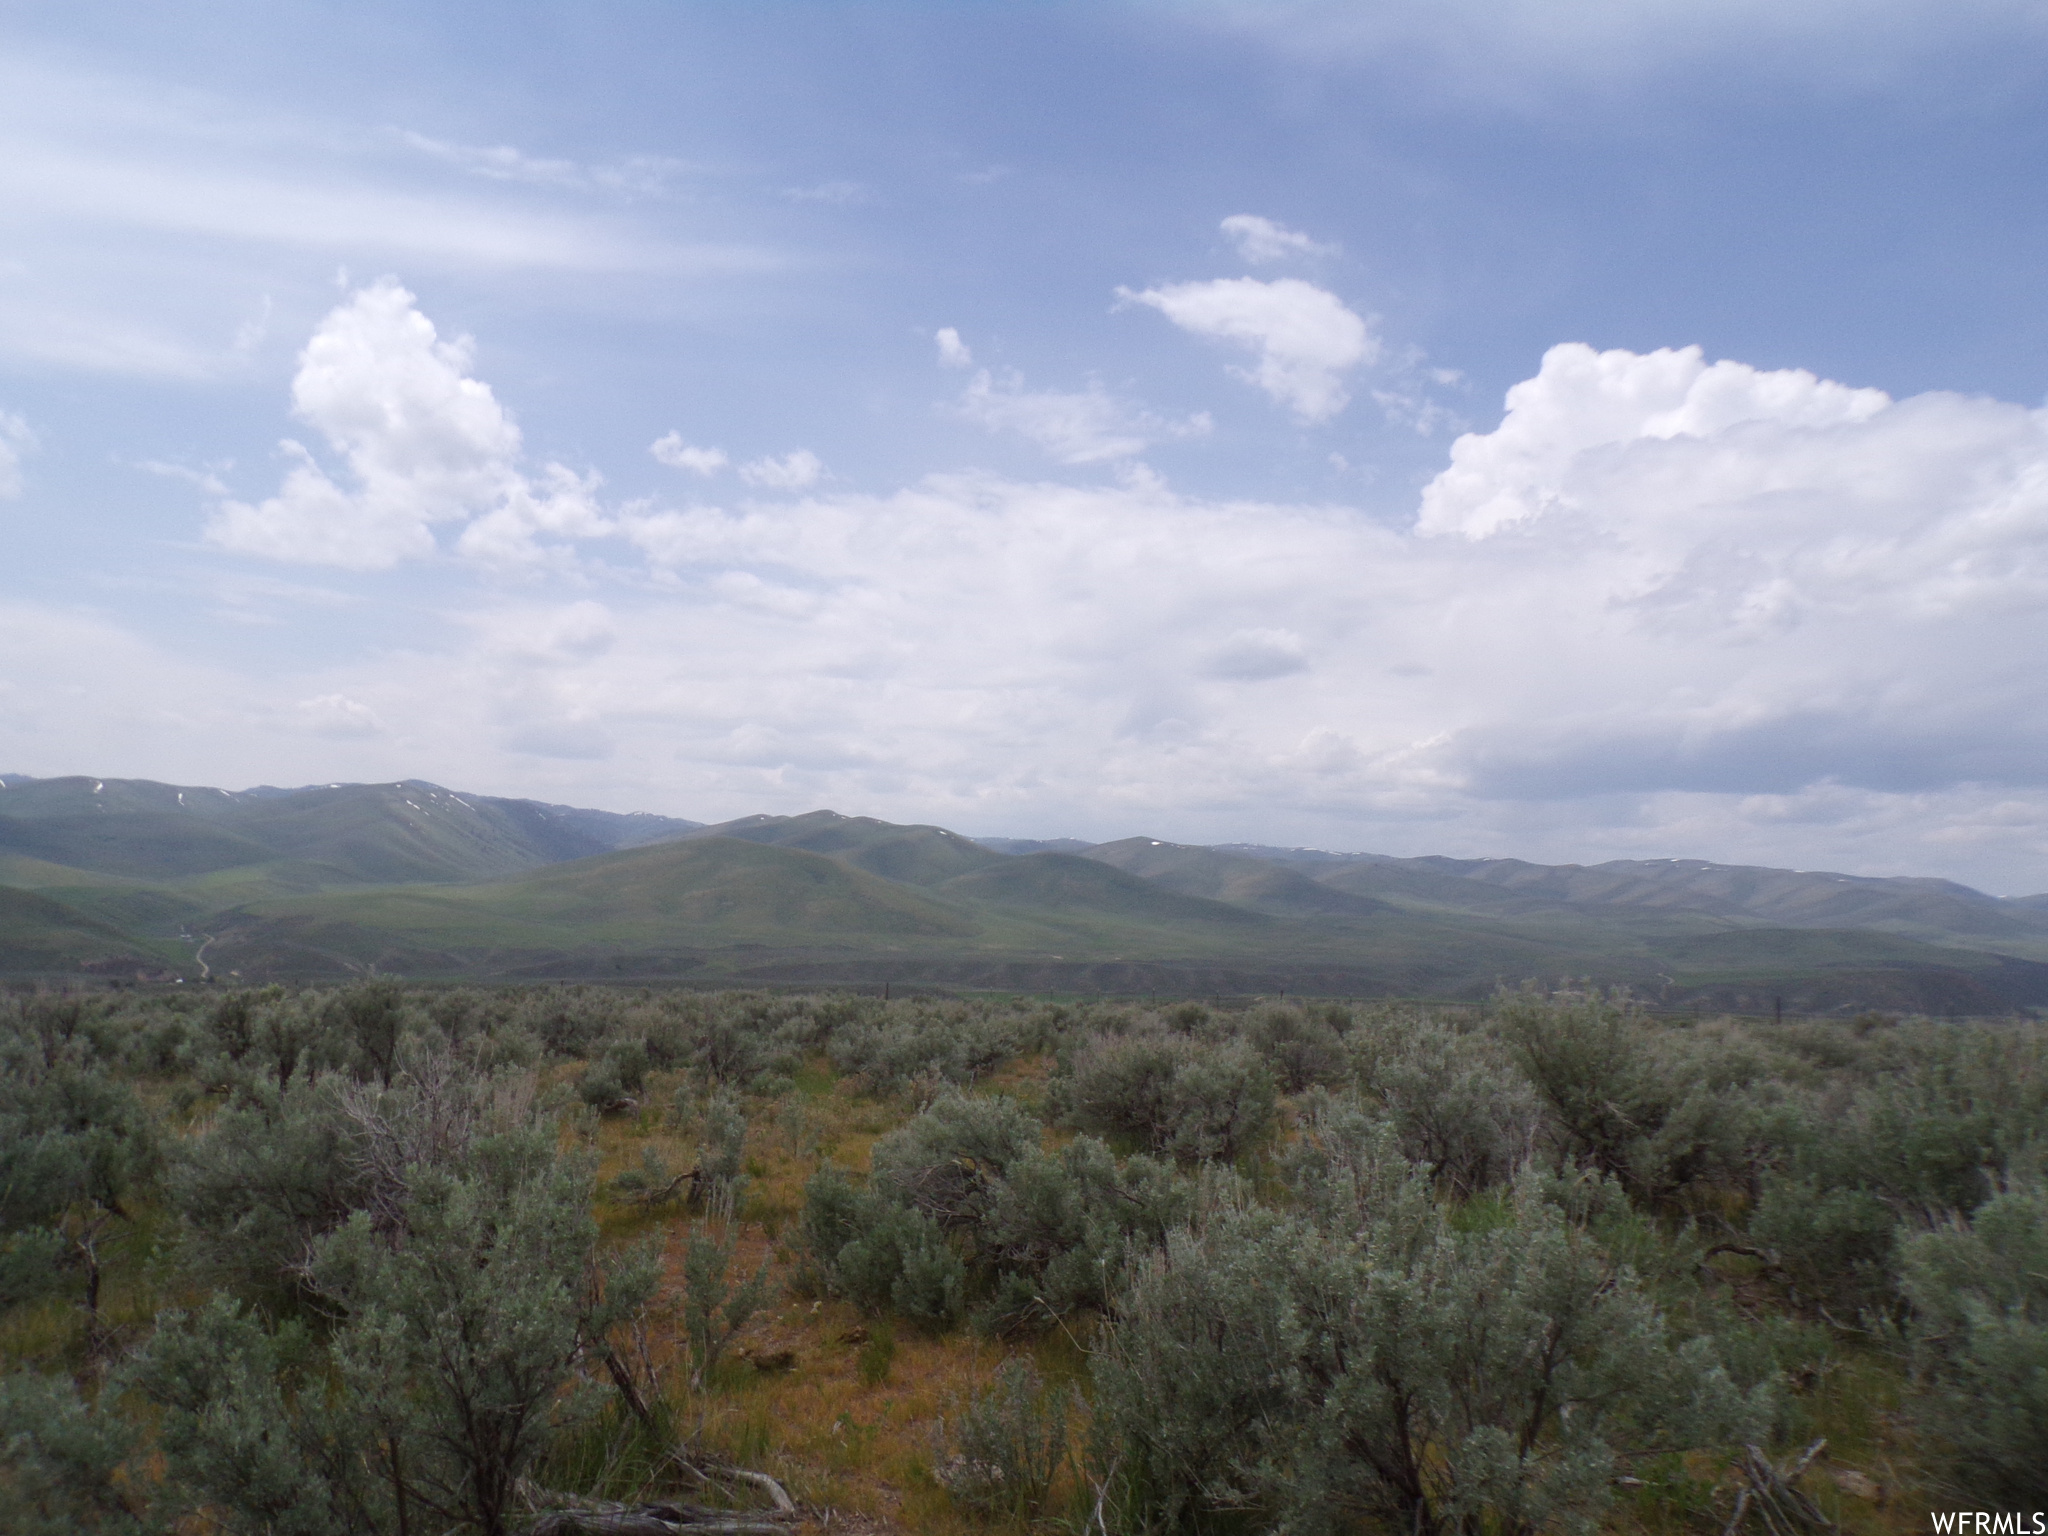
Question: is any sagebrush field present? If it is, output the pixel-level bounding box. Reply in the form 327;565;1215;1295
1;981;2040;1533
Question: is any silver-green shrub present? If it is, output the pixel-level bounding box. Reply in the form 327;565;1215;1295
0;1372;147;1535
1056;1027;1276;1163
1349;1013;1538;1194
936;1358;1074;1520
1094;1150;1757;1535
1243;1002;1348;1094
1899;1182;2048;1504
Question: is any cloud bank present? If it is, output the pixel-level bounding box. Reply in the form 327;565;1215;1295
122;287;2048;887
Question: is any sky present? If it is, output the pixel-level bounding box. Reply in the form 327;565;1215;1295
8;2;2048;889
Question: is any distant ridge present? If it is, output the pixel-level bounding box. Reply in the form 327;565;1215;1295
0;775;702;885
6;775;2048;1010
1211;841;1390;867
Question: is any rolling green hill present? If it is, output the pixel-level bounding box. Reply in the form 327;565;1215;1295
1403;854;2048;944
198;837;982;979
0;810;279;880
1219;841;2048;955
200;843;1299;982
684;810;1006;886
181;832;2048;1013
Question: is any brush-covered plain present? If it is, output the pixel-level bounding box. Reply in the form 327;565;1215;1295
1;980;2042;1534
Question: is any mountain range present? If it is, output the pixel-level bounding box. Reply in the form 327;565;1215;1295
5;772;2048;1014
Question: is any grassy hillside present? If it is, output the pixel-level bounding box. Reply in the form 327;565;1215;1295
687;810;1008;886
0;810;280;880
171;832;2043;1012
0;886;173;973
1217;842;2048;946
0;775;246;819
200;838;984;978
201;842;1310;983
1081;836;1392;918
475;837;981;936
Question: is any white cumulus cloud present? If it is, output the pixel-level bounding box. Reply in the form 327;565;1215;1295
1398;340;2048;814
650;433;728;475
453;463;610;565
205;279;610;568
739;450;824;491
1220;214;1335;264
957;369;1212;464
1425;342;1884;540
1120;277;1377;423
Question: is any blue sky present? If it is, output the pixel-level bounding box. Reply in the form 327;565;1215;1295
9;1;2048;888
